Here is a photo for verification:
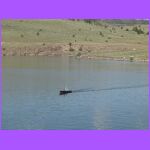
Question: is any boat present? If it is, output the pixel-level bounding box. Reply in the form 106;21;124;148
59;90;72;95
59;87;72;95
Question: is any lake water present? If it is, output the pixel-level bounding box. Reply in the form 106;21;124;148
2;56;149;130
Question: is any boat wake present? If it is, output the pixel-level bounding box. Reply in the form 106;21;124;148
72;84;148;94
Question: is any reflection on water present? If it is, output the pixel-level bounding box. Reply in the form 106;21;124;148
2;56;149;130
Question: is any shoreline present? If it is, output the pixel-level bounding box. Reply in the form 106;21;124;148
2;42;148;63
2;55;149;63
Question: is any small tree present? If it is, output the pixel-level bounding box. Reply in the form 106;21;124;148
20;34;24;38
69;42;72;48
132;26;144;34
99;31;104;37
69;42;74;51
36;32;40;36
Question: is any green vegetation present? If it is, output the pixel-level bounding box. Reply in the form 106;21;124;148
82;19;148;26
2;19;148;61
36;32;40;36
132;26;145;34
130;56;134;62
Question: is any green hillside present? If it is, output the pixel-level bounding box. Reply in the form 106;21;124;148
83;19;148;25
2;19;149;61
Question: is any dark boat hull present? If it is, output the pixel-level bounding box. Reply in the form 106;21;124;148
59;90;72;95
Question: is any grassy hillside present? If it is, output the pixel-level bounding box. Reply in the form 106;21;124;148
83;19;148;26
2;19;149;61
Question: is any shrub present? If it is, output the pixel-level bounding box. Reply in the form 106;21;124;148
69;48;75;52
108;37;111;39
126;28;129;31
132;26;138;32
36;32;40;36
2;47;6;51
120;26;123;30
79;45;83;51
20;34;24;38
104;25;108;28
129;56;134;62
72;34;75;38
121;35;124;37
99;31;104;37
84;20;92;24
137;28;144;34
105;40;108;42
69;42;72;47
42;43;46;46
132;26;144;34
76;52;81;57
68;42;74;51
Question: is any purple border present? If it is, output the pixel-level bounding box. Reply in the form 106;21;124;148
0;130;150;149
0;0;149;19
0;20;2;130
0;0;150;149
148;20;150;128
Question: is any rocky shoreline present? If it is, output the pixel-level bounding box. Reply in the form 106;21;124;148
2;43;148;62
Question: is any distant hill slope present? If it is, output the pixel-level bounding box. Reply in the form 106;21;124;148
2;20;149;61
85;19;149;26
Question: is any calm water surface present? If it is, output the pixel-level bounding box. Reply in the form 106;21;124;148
2;57;149;129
